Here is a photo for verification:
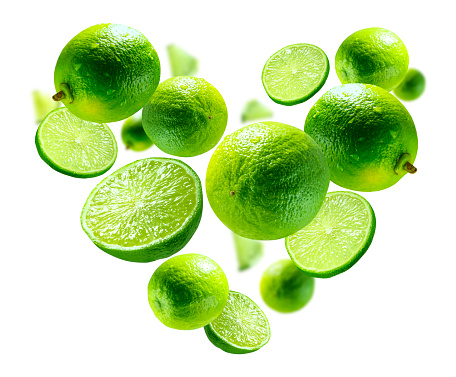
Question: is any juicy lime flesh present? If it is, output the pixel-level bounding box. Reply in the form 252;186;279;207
286;192;374;275
37;108;116;175
262;44;329;103
83;159;199;248
209;291;270;349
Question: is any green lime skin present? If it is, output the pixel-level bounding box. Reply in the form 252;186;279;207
142;76;228;157
206;121;330;240
121;113;153;151
335;27;409;92
260;259;314;312
148;254;229;330
54;23;160;123
394;69;426;101
304;84;418;192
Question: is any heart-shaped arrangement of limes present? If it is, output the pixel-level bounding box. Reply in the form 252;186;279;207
35;23;423;354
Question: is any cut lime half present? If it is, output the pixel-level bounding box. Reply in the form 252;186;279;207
262;43;329;106
35;107;117;178
232;233;263;271
81;158;203;263
285;191;375;278
204;291;270;354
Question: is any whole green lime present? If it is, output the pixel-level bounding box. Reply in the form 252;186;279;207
54;23;160;123
335;27;408;92
394;68;426;101
304;83;418;192
206;121;330;240
121;113;153;151
142;76;228;157
260;259;314;313
148;253;229;330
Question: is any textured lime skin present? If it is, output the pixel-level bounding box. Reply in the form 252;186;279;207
206;121;330;240
260;259;314;312
304;84;418;192
121;114;153;151
142;76;228;157
394;68;426;101
204;291;270;354
148;254;229;330
80;158;203;263
54;23;160;123
286;191;376;278
335;27;408;92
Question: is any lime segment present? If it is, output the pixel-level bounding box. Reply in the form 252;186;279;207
285;191;375;278
204;291;270;354
81;158;203;262
232;233;263;271
261;43;329;105
35;107;117;178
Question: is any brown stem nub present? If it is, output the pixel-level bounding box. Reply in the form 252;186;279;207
404;162;417;174
230;191;235;196
52;91;65;101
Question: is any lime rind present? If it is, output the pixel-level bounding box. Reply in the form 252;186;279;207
80;157;203;263
204;291;270;354
232;233;263;271
285;191;375;278
35;107;117;178
261;43;330;106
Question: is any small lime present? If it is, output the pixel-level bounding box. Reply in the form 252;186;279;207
241;99;273;122
121;113;153;152
232;232;263;271
167;44;198;77
394;68;426;101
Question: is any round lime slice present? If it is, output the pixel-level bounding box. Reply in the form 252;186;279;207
204;291;270;354
81;158;203;263
285;191;376;278
261;43;330;106
35;107;117;178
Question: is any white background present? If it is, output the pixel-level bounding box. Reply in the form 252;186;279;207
1;1;455;376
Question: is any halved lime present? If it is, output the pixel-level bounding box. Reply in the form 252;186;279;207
241;99;273;122
232;233;263;271
204;291;270;354
167;44;198;77
261;43;330;106
35;107;117;178
80;158;203;263
285;191;375;278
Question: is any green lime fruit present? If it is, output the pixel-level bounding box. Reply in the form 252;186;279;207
304;83;418;192
32;90;60;124
35;107;117;178
53;23;160;123
262;43;330;105
204;291;270;354
260;259;314;313
241;99;273;123
232;232;263;271
121;113;153;152
167;44;198;77
142;76;228;157
335;27;409;92
394;68;426;101
286;191;376;278
206;121;330;240
80;158;203;262
148;253;229;330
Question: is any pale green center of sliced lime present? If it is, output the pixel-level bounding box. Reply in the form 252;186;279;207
287;193;372;272
84;160;198;248
263;45;327;100
210;292;269;348
38;108;116;173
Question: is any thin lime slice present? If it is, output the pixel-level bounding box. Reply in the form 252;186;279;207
35;107;117;178
261;43;330;106
232;233;263;271
204;291;270;354
80;158;203;263
167;44;198;77
241;99;273;122
285;191;375;278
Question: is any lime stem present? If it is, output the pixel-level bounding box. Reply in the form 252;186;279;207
52;91;65;102
230;191;235;196
404;162;417;174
